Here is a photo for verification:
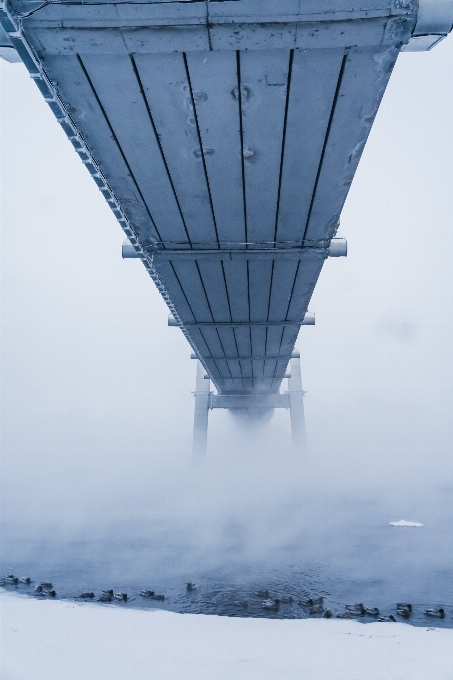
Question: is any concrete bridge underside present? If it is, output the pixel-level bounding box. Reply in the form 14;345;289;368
1;0;451;402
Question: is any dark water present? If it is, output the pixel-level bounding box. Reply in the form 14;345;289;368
2;490;452;628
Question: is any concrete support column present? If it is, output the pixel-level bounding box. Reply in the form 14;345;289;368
192;360;210;464
288;351;307;453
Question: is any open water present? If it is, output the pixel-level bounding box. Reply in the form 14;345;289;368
2;485;452;628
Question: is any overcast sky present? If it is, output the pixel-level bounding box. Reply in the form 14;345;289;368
1;38;453;531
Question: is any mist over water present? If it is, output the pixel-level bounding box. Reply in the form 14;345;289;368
2;422;452;626
1;35;453;626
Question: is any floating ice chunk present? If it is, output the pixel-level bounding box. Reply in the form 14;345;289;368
390;520;423;527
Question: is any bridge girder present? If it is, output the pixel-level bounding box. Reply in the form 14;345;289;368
1;0;452;398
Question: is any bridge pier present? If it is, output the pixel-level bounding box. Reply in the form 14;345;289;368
287;351;307;453
192;361;210;464
191;351;307;461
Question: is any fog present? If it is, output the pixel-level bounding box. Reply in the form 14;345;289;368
1;40;453;592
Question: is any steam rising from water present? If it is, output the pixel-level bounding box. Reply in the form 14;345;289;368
2;418;452;601
1;29;453;622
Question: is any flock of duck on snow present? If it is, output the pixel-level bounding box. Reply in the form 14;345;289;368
0;575;446;620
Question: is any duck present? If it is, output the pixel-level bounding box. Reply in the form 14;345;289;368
323;609;333;618
114;593;128;602
98;593;113;602
187;583;197;591
19;577;32;584
140;590;155;597
40;590;56;597
424;608;445;618
396;603;412;611
102;590;114;596
262;599;280;611
378;615;396;622
255;590;269;598
365;608;380;617
298;596;323;607
336;612;351;619
396;606;411;619
280;596;294;604
80;592;95;599
309;605;324;615
345;603;365;616
297;598;311;607
297;597;324;607
5;576;19;585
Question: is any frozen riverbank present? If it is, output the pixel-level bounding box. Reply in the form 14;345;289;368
1;589;452;680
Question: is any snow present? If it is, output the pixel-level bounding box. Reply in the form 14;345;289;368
390;520;424;527
1;589;452;680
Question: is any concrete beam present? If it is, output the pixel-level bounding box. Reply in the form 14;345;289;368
150;243;341;261
191;353;293;361
168;314;315;327
209;393;290;410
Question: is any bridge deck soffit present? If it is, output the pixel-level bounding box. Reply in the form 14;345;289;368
1;0;451;393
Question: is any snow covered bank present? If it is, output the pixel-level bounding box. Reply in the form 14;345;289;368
1;589;452;680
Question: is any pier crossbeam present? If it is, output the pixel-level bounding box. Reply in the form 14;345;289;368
209;394;290;410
